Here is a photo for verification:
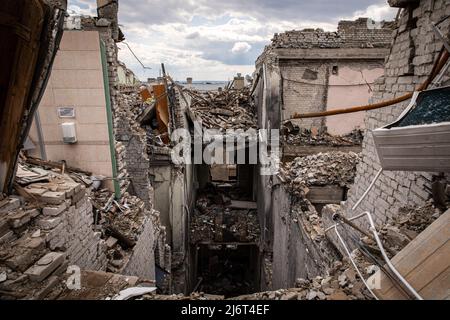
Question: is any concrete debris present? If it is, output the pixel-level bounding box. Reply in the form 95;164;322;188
267;18;393;51
190;186;260;243
186;87;256;131
144;248;373;300
231;249;373;300
377;201;447;255
280;151;360;196
144;292;225;300
0;155;161;299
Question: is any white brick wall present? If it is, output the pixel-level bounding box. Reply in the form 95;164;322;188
344;0;450;228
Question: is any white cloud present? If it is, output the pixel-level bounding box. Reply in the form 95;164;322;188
186;31;200;39
231;42;252;54
68;4;96;16
350;3;397;21
68;0;97;16
111;1;399;81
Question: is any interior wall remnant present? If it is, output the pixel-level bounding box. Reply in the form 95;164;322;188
326;63;385;135
150;165;172;244
257;174;343;291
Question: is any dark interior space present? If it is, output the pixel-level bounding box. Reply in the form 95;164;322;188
194;243;259;297
188;160;261;296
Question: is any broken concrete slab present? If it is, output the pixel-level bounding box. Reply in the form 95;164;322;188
25;252;65;282
0;198;20;213
106;236;118;249
36;217;62;231
0;218;11;236
0;231;15;244
7;210;31;229
43;202;67;217
40;191;66;205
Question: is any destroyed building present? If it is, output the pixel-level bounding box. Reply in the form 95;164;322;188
0;0;449;301
249;0;449;299
0;0;170;299
331;0;450;299
255;18;393;138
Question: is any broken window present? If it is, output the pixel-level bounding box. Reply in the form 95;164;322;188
302;68;318;80
332;65;339;75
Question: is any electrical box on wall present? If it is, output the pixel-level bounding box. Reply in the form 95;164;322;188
61;122;77;144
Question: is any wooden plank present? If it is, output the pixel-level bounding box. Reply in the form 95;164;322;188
283;145;362;158
0;0;45;193
227;200;257;210
369;209;450;300
306;185;345;204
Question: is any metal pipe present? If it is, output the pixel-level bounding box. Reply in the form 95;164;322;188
364;211;423;300
324;211;367;233
333;225;379;300
352;168;383;211
325;211;424;300
289;50;449;119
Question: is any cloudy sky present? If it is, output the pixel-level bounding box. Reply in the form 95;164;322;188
68;0;397;81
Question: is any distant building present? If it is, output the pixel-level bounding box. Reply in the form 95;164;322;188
117;61;140;86
254;18;394;135
232;73;245;89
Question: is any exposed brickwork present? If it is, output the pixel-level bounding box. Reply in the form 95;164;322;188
121;214;156;280
268;18;393;50
256;18;393;132
344;0;450;228
281;61;329;129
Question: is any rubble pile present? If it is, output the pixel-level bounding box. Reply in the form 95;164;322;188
291;198;326;242
377;201;446;255
190;207;260;244
186;87;257;131
115;89;144;133
233;250;374;300
76;184;152;274
0;162;109;300
190;189;260;244
13;158;155;276
280;151;360;196
144;292;225;300
266;18;393;50
284;127;363;146
141;250;375;300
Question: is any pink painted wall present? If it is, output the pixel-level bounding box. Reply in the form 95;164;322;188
326;65;384;136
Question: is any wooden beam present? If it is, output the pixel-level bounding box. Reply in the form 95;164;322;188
369;209;450;300
306;185;345;204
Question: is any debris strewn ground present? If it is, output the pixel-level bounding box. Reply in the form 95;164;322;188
378;201;446;256
190;185;260;243
186;87;257;131
280;151;360;197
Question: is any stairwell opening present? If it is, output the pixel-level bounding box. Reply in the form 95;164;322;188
188;160;261;297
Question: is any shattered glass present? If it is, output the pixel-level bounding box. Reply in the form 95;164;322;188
395;87;450;127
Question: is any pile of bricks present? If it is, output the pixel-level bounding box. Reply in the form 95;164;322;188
280;151;361;197
343;0;450;230
0;166;108;299
269;18;393;50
